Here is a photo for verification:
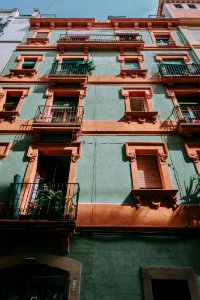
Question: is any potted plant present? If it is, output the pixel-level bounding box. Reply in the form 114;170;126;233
26;189;66;219
76;59;96;74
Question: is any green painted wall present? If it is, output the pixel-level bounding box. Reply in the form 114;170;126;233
0;134;33;199
76;135;197;204
91;51;121;75
68;234;200;300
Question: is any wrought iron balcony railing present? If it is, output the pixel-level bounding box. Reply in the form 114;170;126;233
34;105;84;124
159;63;200;76
175;105;200;124
1;182;80;220
50;62;91;75
58;34;143;43
156;40;176;46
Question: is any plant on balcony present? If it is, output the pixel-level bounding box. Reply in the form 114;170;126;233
182;174;200;205
27;189;66;219
76;59;95;73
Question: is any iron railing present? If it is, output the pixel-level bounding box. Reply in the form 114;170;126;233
34;105;84;124
174;105;200;123
159;63;200;76
50;62;91;75
58;34;143;43
1;182;80;220
156;40;176;46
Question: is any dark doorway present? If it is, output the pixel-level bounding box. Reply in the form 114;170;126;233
0;264;69;300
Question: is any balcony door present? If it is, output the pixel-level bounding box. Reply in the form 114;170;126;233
177;96;200;123
50;96;79;123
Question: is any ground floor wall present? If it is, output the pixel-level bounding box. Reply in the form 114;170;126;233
0;233;199;300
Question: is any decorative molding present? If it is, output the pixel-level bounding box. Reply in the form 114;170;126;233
184;143;200;173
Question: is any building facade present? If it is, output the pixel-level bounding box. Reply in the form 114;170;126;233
0;3;199;300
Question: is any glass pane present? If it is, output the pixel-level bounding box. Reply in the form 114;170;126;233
164;59;184;65
36;33;48;38
125;61;140;70
22;61;36;69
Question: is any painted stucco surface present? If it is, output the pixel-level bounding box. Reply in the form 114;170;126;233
91;51;121;75
76;135;197;204
68;234;200;300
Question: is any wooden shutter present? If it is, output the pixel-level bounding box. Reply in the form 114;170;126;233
130;97;145;111
136;155;162;189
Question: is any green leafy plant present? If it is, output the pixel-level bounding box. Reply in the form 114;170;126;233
182;174;200;205
27;189;65;219
76;59;96;73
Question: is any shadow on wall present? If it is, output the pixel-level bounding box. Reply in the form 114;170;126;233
181;175;200;205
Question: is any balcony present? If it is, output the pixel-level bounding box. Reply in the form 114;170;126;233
32;105;84;133
0;182;79;225
57;33;144;52
174;104;200;137
159;63;200;85
48;62;92;85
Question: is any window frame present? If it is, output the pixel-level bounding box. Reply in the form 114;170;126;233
20;142;82;214
27;30;51;45
155;54;190;64
174;3;183;8
125;142;178;208
150;31;176;47
0;87;31;122
121;87;157;123
141;267;199;300
10;54;44;78
118;54;147;78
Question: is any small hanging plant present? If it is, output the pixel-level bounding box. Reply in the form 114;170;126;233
76;59;96;73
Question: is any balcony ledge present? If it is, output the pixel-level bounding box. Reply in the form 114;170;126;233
124;111;158;123
10;68;37;78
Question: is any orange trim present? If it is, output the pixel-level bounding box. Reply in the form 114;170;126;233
0;142;11;159
149;30;176;46
10;54;44;78
125;142;177;208
0;87;31;123
155;53;190;63
21;142;82;211
118;54;147;78
184;143;200;174
56;54;89;63
121;87;157;123
27;30;52;45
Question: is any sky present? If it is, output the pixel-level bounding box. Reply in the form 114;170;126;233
1;0;159;19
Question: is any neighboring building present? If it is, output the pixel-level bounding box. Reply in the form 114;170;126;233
0;6;199;300
157;0;200;18
0;8;41;74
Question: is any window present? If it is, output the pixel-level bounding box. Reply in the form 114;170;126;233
125;142;178;208
17;143;81;220
187;4;197;9
118;54;147;78
156;37;170;46
22;59;36;69
174;4;183;8
142;267;199;300
36;32;49;38
150;32;176;47
33;87;85;132
0;88;31;122
10;54;44;78
137;155;162;189
121;88;157;123
167;88;200;138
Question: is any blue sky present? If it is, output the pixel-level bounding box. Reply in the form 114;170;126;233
2;0;159;19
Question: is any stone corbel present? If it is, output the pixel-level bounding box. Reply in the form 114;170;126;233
134;22;139;30
158;152;168;162
87;22;92;30
127;151;136;162
188;152;199;164
50;22;55;29
147;22;152;30
114;22;119;30
27;147;38;162
138;117;145;124
67;22;72;30
71;153;80;162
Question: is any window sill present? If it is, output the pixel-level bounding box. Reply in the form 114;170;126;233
27;37;49;45
132;189;178;209
121;69;147;78
0;111;19;122
10;68;37;78
125;111;158;123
